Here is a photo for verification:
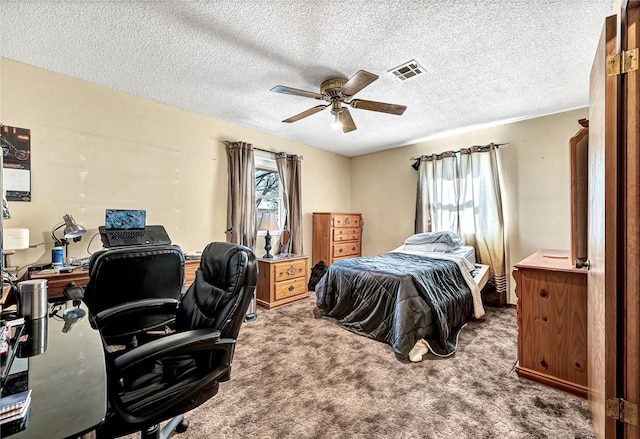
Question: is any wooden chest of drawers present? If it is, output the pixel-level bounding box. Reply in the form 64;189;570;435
312;212;362;266
256;255;309;309
513;249;588;397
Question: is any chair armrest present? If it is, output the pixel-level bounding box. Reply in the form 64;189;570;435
93;298;179;329
95;298;179;322
114;328;232;371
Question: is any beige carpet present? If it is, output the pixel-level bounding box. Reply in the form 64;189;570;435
126;294;594;439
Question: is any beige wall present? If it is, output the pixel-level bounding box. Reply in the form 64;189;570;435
1;58;585;304
350;108;588;303
0;58;351;271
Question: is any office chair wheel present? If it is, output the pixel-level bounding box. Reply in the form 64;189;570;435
175;418;189;433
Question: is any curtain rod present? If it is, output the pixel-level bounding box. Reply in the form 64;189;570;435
409;142;509;161
222;141;303;160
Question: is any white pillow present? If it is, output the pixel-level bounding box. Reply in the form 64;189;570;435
404;231;463;248
397;242;455;253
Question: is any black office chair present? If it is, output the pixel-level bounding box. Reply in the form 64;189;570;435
94;242;258;439
82;244;185;347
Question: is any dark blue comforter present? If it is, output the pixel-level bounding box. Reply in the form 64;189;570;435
315;252;474;359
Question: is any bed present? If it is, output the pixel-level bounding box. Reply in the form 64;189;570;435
314;232;488;361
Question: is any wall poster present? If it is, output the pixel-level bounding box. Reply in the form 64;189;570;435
0;125;31;201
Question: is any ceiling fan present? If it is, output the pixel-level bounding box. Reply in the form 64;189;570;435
270;70;407;133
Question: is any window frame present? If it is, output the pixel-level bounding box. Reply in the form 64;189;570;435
254;152;284;238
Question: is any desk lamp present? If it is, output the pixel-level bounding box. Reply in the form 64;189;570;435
51;214;87;258
257;211;279;259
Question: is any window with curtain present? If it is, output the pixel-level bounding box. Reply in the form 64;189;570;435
415;144;507;305
254;152;284;235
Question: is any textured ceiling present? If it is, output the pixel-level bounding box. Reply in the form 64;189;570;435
0;1;613;157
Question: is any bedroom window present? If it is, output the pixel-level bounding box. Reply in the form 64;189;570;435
255;153;283;235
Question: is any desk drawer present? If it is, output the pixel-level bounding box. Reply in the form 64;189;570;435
29;270;90;300
275;277;307;301
333;242;360;258
274;259;307;282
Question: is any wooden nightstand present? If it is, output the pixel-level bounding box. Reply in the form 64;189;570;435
256;255;309;309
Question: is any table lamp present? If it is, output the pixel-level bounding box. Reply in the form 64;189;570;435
257;211;279;259
51;214;87;258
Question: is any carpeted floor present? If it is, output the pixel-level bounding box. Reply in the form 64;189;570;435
127;294;595;439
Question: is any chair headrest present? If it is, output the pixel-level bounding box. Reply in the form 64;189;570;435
178;242;257;331
200;242;250;296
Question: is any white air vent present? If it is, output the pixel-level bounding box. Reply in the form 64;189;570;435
388;59;424;81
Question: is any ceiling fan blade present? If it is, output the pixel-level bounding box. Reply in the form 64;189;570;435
338;70;379;97
282;105;328;123
339;108;357;133
349;99;407;115
270;85;324;100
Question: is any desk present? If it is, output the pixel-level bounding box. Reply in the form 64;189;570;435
28;269;90;301
6;301;106;438
29;259;201;300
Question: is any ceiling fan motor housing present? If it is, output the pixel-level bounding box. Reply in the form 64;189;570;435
321;78;348;100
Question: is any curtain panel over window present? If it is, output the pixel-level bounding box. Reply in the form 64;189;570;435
225;141;257;248
276;152;303;255
415;144;507;305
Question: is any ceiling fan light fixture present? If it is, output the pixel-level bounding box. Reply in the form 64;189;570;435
331;113;343;130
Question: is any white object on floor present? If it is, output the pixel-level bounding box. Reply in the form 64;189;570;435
408;339;429;362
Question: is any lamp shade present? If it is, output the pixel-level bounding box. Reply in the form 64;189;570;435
62;214;86;238
257;211;279;231
3;228;29;250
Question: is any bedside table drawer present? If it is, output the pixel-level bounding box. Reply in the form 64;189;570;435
275;277;307;301
274;259;307;282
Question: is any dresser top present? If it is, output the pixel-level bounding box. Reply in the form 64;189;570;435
258;254;308;263
514;249;587;274
312;212;362;215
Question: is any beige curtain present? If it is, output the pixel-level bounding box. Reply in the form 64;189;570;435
276;152;303;255
415;144;506;305
225;141;256;248
415;152;460;234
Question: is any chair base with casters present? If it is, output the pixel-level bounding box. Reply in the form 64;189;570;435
143;415;189;439
90;242;258;439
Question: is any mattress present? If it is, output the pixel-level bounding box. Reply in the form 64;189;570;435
452;245;476;264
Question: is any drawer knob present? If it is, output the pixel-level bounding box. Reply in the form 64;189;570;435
539;289;549;298
286;266;296;276
339;248;343;253
351;246;356;251
288;285;295;291
540;359;548;370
